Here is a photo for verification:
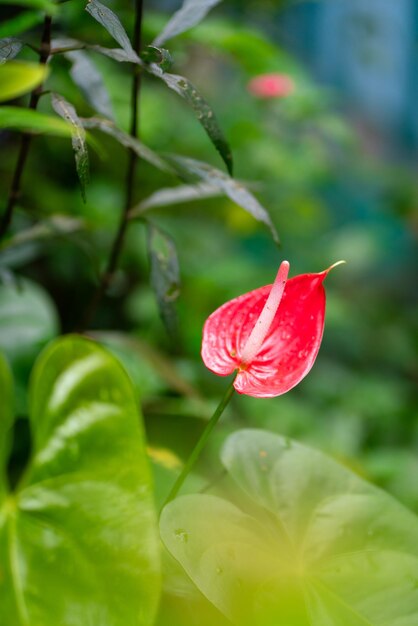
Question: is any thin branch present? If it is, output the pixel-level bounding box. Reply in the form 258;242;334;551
0;15;53;240
78;0;144;331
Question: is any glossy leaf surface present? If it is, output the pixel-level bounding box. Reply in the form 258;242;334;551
202;266;328;397
154;0;222;47
0;107;72;136
0;61;48;102
51;93;89;201
161;429;418;626
0;336;160;625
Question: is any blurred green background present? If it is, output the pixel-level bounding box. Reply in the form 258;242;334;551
0;0;417;530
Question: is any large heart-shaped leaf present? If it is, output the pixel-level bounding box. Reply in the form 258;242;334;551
0;336;160;625
161;429;418;625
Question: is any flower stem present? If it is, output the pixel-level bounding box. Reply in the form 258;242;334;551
162;378;236;509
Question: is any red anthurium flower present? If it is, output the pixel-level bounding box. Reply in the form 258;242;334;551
201;261;344;398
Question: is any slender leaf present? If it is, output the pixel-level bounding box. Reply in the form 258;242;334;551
66;49;113;118
0;38;23;64
161;429;418;626
85;0;139;62
0;61;48;102
81;116;176;175
0;0;56;13
170;155;279;243
153;0;222;47
0;336;161;625
150;67;233;175
147;223;180;336
0;106;72;135
129;182;222;217
51;93;90;201
0;11;44;38
0;216;84;253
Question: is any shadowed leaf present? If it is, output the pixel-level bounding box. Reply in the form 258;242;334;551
170;155;278;243
51;93;89;202
0;38;22;64
81;116;176;175
150;68;233;175
147;223;180;336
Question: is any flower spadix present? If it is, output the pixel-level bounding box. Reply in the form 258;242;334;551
202;261;344;398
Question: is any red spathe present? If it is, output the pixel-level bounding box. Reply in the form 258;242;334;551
201;267;333;398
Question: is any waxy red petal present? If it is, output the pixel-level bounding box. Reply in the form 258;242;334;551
201;270;328;398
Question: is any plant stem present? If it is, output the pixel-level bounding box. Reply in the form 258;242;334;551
0;15;52;240
79;0;144;331
162;379;236;510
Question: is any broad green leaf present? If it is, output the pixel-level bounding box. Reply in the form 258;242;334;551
161;429;418;626
153;0;222;47
129;182;222;217
0;61;48;102
150;68;233;175
147;223;180;336
0;278;59;375
0;336;161;625
0;106;72;136
0;38;22;64
81;116;176;175
66;49;114;118
0;354;13;495
0;12;44;38
51;93;89;201
170;155;279;243
0;0;56;13
85;0;139;62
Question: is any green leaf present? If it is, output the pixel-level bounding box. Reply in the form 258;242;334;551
170;155;279;243
0;278;59;373
81;116;176;175
129;182;222;218
51;93;90;201
0;354;13;495
85;0;139;62
0;106;72;136
66;49;114;119
0;215;84;253
0;336;161;625
150;68;233;175
0;38;23;64
153;0;222;47
161;429;418;626
0;0;56;13
0;12;44;38
0;61;48;102
147;223;180;336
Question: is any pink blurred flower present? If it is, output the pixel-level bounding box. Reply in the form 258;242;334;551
247;73;295;99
